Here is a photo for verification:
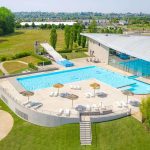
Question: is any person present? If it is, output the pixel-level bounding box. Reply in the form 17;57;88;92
90;50;92;56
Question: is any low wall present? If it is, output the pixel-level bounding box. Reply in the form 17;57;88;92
0;67;58;79
90;109;130;123
0;86;79;127
0;86;130;127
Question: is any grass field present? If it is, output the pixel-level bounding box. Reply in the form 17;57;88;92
0;29;87;61
0;99;150;150
61;51;88;60
0;29;65;56
3;61;28;74
17;56;42;65
127;24;150;31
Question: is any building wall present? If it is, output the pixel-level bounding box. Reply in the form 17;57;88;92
88;39;110;64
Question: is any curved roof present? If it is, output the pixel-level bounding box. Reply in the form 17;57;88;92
81;33;150;62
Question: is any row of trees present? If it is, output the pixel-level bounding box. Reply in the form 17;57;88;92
16;22;68;30
88;19;123;34
101;27;123;34
50;23;86;50
0;7;15;35
64;24;86;50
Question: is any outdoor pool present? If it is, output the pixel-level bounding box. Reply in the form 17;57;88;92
17;66;150;94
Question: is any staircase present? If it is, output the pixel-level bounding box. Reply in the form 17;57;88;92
80;116;92;145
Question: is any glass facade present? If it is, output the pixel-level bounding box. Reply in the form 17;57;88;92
108;48;150;78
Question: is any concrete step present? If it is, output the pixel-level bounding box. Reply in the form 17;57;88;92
80;119;92;146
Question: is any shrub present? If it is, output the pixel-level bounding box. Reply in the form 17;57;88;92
59;49;72;53
140;96;150;129
62;55;67;59
28;63;38;70
37;60;52;66
0;56;7;61
12;52;31;59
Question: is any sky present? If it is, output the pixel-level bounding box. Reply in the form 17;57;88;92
0;0;150;13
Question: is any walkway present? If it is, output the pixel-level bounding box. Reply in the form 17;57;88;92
0;110;14;140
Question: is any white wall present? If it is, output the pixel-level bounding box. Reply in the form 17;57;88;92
0;86;130;127
88;39;110;64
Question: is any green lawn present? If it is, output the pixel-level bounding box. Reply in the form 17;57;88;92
61;51;88;60
0;29;65;56
17;56;42;65
0;99;150;150
127;24;150;31
3;61;28;74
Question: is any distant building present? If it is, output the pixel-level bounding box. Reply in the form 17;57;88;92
82;20;91;26
82;19;109;26
20;21;76;26
96;19;110;26
119;20;128;25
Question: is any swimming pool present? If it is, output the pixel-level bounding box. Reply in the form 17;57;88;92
17;66;150;94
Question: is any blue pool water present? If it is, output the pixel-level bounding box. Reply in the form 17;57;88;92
57;59;74;67
120;59;150;77
17;66;150;94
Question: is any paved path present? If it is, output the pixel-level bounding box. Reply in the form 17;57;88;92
0;110;14;140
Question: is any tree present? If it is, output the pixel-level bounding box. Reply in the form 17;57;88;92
88;19;97;33
15;22;21;29
69;28;74;50
32;22;36;28
140;96;150;129
24;23;29;28
117;28;123;34
77;26;82;46
0;7;15;35
0;28;3;35
50;28;57;49
81;36;86;48
64;25;70;49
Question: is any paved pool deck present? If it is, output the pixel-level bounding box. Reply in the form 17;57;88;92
0;57;149;120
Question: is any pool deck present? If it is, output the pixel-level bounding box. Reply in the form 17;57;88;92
0;77;140;115
0;57;149;126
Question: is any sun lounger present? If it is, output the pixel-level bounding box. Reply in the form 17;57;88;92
129;100;140;107
56;109;64;116
49;92;54;97
32;103;43;110
85;93;91;98
89;92;94;97
23;101;31;106
85;92;94;98
64;109;70;116
86;105;91;111
53;92;58;97
27;102;40;108
70;85;81;90
121;101;128;108
60;93;71;98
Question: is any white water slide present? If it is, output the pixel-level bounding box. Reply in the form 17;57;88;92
41;43;74;67
40;43;64;62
